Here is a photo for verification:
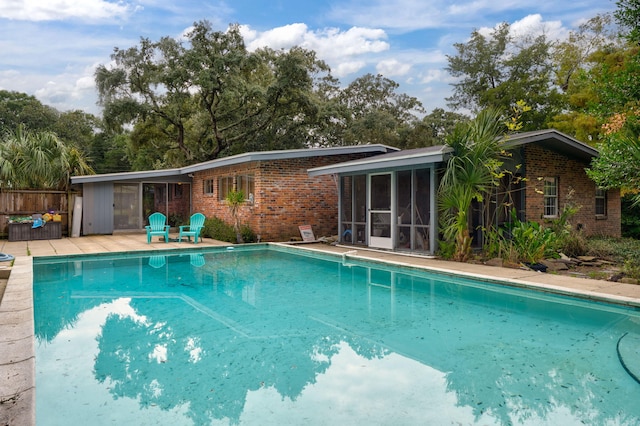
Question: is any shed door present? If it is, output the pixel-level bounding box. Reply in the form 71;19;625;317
82;182;114;235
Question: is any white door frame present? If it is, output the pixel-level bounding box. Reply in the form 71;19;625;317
368;172;394;249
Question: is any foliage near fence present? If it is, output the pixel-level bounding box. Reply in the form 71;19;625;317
0;189;79;237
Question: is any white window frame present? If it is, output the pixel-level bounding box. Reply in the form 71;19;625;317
543;177;558;218
218;176;233;201
204;178;214;196
237;174;255;203
595;188;607;217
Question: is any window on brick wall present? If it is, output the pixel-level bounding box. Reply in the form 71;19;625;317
218;176;233;201
237;174;255;203
595;188;607;216
543;177;558;217
204;179;214;196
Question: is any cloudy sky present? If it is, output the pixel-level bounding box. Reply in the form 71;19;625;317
0;0;615;116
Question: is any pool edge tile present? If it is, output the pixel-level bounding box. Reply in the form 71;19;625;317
0;256;34;426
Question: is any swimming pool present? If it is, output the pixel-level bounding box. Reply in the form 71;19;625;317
33;245;640;425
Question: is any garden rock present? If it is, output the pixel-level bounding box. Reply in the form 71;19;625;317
541;259;569;271
484;258;503;267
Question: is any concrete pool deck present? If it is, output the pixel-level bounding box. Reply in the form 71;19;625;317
1;235;640;425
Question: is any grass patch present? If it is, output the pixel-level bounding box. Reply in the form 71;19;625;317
585;236;640;279
585;237;640;263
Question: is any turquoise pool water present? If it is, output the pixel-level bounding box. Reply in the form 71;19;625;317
34;246;640;425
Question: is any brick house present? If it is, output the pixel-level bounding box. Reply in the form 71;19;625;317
70;145;396;240
309;130;621;254
71;130;619;252
181;146;396;241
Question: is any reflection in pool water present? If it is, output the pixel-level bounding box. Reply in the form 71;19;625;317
34;247;640;425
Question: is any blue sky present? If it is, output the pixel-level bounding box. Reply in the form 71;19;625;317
0;0;616;117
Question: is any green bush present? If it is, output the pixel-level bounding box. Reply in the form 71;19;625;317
621;193;640;239
557;231;588;257
504;218;557;264
585;236;640;279
202;217;236;243
240;225;257;243
202;216;258;244
586;236;640;264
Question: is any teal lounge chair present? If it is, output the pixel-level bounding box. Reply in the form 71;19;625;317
190;253;206;267
148;255;167;268
179;213;205;243
145;212;170;244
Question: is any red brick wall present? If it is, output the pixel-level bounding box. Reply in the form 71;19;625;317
191;153;370;241
523;144;621;237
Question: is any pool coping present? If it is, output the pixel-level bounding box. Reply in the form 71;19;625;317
0;255;34;426
2;241;640;425
279;243;640;309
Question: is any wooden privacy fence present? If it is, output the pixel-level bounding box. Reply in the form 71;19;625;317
0;190;81;238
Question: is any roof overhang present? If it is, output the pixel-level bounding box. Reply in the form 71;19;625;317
308;146;451;176
71;144;398;184
504;129;598;163
308;129;598;177
70;168;187;184
181;144;398;174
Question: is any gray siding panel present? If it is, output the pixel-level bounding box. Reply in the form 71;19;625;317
82;182;114;235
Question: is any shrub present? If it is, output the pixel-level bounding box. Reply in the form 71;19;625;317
202;216;258;244
504;218;557;264
488;211;558;264
557;231;588;257
240;225;257;243
585;236;640;264
621;193;640;239
202;217;236;243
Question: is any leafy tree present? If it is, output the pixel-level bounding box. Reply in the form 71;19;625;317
585;3;640;204
400;108;470;149
96;21;332;168
548;14;617;141
615;0;640;44
553;14;616;94
336;73;424;147
89;132;131;174
446;23;562;130
587;110;640;201
52;110;99;149
438;109;506;261
0;125;94;190
0;90;59;133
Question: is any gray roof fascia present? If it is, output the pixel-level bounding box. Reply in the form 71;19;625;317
70;168;184;184
308;146;452;176
181;144;399;174
71;144;397;184
503;129;598;161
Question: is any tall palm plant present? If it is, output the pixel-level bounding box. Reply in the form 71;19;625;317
226;190;245;243
0;125;94;190
438;109;505;261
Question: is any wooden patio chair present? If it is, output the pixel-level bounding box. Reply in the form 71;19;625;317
178;213;206;243
145;212;170;244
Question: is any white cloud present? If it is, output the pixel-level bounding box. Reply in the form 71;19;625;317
243;23;309;50
420;69;449;85
329;0;610;34
510;14;568;41
333;61;367;77
0;0;135;22
329;1;446;31
376;59;411;77
241;24;389;78
477;14;569;44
